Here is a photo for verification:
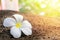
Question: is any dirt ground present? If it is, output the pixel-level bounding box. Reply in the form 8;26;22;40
0;10;60;40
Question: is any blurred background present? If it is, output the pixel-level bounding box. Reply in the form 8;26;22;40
0;0;60;17
18;0;60;17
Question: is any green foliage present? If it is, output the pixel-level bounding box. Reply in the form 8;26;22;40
18;0;60;17
18;0;41;14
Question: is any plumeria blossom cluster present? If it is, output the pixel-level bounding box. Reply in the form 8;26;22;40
3;14;32;38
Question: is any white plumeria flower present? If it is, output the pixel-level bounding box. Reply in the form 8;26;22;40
3;14;32;38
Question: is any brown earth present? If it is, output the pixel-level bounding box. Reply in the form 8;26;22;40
0;10;60;40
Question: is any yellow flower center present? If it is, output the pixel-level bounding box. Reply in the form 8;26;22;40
16;22;22;28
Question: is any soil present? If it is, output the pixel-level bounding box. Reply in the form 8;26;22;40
0;10;60;40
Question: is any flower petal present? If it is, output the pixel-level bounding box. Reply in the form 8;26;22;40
3;18;16;27
13;14;23;22
10;27;21;38
22;20;32;28
21;28;32;36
